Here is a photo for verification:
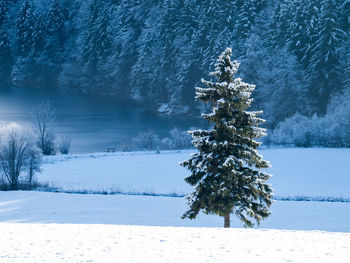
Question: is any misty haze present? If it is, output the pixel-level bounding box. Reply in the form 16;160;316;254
0;87;203;152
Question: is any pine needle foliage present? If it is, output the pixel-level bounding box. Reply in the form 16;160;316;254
181;48;273;227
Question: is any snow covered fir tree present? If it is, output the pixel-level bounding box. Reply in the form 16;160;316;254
181;48;273;228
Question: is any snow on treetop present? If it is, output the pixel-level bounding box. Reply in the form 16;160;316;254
210;48;239;79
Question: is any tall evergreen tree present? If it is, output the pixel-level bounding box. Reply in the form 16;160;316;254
46;0;65;49
286;1;308;61
181;48;273;228
260;47;309;126
266;2;290;48
174;1;202;107
131;0;179;107
238;34;265;110
236;0;257;40
82;1;111;67
15;0;35;57
111;0;145;98
299;0;321;68
255;0;267;13
0;26;11;88
157;0;182;106
306;0;346;113
0;0;8;25
0;0;11;88
186;0;238;108
344;40;350;89
12;0;36;87
80;0;113;93
130;31;161;103
341;0;350;32
42;0;66;88
12;0;45;88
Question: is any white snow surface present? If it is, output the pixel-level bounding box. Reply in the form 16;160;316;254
41;150;192;195
1;222;349;263
1;191;350;232
2;147;350;262
1;191;350;262
40;148;350;199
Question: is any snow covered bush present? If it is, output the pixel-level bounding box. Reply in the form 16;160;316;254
59;135;71;155
269;89;350;148
169;128;193;149
159;137;173;150
136;128;193;150
131;130;160;151
325;89;350;146
269;113;321;147
0;123;42;190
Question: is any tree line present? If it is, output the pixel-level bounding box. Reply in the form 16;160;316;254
0;0;349;145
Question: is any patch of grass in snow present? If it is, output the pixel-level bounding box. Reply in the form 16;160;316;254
42;150;187;164
0;181;50;191
275;195;350;203
34;185;186;198
27;184;350;203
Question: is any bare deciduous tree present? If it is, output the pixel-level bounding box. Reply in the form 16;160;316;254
0;123;41;190
32;101;56;155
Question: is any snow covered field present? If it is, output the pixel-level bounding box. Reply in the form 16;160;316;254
1;191;350;232
1;148;350;262
40;148;350;199
1;223;349;263
1;190;350;262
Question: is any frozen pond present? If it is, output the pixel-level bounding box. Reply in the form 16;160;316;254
0;88;204;153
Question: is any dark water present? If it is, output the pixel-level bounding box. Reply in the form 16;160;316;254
0;88;204;153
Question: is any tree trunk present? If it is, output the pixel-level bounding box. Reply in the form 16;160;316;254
224;214;230;228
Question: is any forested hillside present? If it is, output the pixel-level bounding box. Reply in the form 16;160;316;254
0;0;349;146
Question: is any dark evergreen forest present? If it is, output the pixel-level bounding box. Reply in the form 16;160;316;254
0;0;349;146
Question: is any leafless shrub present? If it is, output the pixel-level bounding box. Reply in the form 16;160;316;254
32;101;56;155
59;135;71;155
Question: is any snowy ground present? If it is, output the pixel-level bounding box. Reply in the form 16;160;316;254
40;148;350;199
1;223;349;263
1;148;350;262
1;191;350;262
41;150;192;195
1;191;350;232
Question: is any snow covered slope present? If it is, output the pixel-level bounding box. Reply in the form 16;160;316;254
0;223;349;263
40;148;350;199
